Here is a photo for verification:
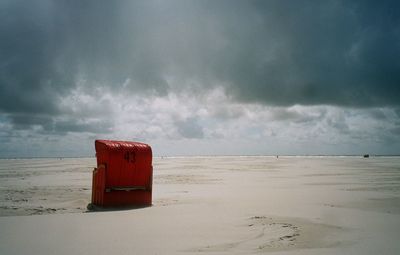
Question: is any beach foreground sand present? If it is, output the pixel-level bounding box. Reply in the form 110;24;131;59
0;156;399;254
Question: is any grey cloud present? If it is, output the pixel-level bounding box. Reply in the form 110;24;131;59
270;108;326;123
53;120;113;134
328;119;350;135
210;105;246;120
7;114;54;131
395;108;400;117
175;117;204;139
368;109;387;120
1;0;400;134
270;109;303;122
391;126;400;135
5;112;112;134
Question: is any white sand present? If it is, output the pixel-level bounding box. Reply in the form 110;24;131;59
0;156;400;254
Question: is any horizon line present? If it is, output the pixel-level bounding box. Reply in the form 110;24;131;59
1;154;399;159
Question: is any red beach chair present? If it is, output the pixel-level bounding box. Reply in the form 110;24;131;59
91;140;153;207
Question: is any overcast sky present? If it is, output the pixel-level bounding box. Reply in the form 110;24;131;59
1;0;400;157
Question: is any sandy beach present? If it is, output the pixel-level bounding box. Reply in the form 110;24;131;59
0;156;400;254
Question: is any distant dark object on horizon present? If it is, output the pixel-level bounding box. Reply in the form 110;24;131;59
363;154;369;158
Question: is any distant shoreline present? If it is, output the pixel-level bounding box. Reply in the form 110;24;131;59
1;154;399;160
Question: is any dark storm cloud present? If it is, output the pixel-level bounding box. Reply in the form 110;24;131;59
4;112;113;135
0;0;76;115
1;0;400;132
214;0;400;107
8;113;54;131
